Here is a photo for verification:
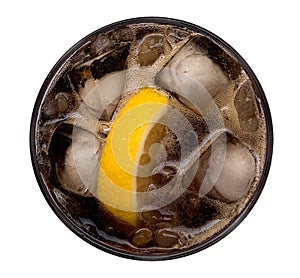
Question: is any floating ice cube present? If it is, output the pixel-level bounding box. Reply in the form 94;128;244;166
90;26;133;56
196;134;256;202
42;91;76;117
165;26;190;43
234;80;259;132
214;139;255;201
56;127;100;196
137;34;164;66
157;40;229;113
79;71;125;119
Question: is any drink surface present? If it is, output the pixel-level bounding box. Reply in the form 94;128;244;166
33;21;268;257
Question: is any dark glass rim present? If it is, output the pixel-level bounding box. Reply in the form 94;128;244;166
30;16;273;261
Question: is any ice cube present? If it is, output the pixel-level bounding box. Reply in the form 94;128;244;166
196;134;256;202
78;71;125;119
166;26;190;43
90;33;111;56
42;91;76;117
156;40;229;113
56;127;100;196
234;80;259;132
137;34;164;66
90;26;133;56
214;139;255;201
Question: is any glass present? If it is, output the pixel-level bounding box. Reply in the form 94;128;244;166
30;17;273;260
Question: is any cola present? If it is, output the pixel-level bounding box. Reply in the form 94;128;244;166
30;18;273;259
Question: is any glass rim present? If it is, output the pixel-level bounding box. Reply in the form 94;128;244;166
30;16;273;261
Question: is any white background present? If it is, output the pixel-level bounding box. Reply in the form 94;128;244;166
1;0;299;277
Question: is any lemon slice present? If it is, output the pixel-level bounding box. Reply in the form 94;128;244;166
97;88;168;226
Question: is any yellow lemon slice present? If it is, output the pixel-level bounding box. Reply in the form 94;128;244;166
97;88;168;226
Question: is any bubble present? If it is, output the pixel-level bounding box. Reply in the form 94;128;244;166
153;229;180;248
131;228;153;247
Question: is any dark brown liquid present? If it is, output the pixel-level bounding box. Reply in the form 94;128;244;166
34;22;267;256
